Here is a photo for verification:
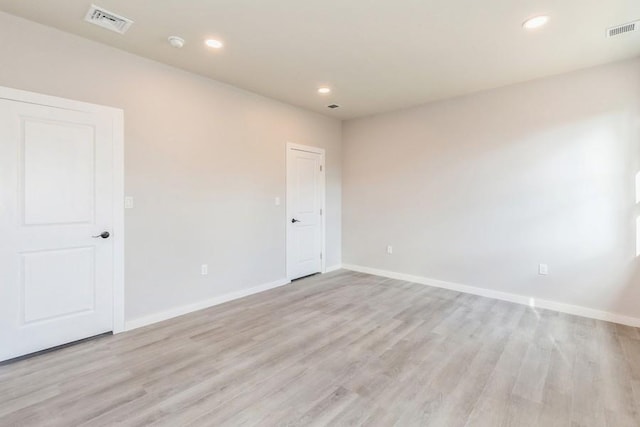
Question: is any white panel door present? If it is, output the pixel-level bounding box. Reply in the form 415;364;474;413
0;98;115;361
287;146;324;280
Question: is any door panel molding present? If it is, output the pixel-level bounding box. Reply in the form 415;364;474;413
0;85;125;337
286;142;326;280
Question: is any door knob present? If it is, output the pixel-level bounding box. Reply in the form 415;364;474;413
291;218;301;223
92;231;110;239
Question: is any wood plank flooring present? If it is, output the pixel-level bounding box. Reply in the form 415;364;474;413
1;270;640;426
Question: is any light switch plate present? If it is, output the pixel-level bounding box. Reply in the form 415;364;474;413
539;264;548;275
124;196;134;209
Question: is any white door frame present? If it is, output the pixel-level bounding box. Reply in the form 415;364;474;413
0;86;126;334
286;142;326;280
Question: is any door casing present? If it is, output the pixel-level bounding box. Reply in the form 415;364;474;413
0;86;125;334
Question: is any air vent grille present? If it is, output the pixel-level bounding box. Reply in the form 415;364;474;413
607;21;638;37
85;5;133;34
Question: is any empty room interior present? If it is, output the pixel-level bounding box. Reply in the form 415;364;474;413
1;1;640;426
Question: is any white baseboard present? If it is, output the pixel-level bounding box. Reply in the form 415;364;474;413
124;278;291;331
342;264;640;328
324;264;343;273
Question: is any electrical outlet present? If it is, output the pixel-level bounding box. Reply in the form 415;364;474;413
201;264;208;275
539;264;548;275
387;245;393;254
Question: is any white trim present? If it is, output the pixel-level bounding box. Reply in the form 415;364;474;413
111;111;125;333
286;142;326;280
324;264;343;273
0;86;126;334
0;86;122;115
125;278;291;331
342;264;640;328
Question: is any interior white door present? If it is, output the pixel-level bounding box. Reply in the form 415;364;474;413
287;146;324;280
0;98;115;362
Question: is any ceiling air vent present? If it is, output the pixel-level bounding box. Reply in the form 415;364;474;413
607;20;638;37
85;5;134;34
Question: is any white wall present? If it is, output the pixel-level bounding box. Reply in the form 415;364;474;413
0;12;342;323
3;10;639;327
343;58;640;319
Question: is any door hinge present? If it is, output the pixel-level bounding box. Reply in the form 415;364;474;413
320;208;323;215
320;252;323;260
320;165;323;172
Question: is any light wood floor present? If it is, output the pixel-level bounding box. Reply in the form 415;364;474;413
2;270;640;426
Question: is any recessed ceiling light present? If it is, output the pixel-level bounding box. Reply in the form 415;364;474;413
318;87;331;94
205;39;223;49
523;15;550;30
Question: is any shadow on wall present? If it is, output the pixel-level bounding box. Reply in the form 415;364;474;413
426;111;636;308
636;171;640;256
622;170;640;319
568;111;640;318
468;109;640;319
344;67;640;320
613;114;640;318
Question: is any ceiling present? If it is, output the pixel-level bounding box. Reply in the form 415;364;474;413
1;0;639;119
